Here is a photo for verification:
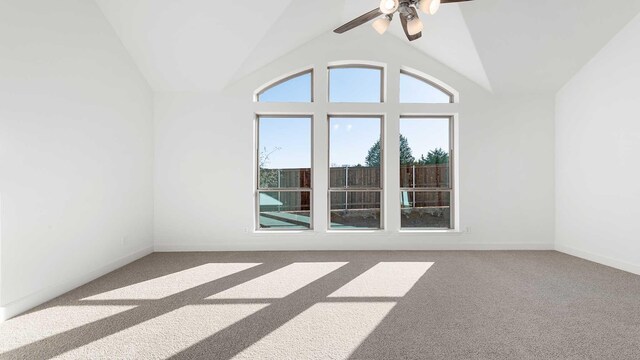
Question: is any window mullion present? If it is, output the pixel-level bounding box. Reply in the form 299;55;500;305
385;64;401;232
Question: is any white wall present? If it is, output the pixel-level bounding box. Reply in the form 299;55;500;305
154;30;556;251
0;0;154;319
555;13;640;275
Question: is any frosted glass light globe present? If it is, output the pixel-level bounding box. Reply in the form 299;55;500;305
419;0;441;15
407;17;423;35
372;17;391;34
379;0;399;15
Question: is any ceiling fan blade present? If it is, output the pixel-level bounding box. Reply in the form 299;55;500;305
400;8;422;41
334;8;383;34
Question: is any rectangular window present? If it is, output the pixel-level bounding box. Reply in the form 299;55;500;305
328;66;384;103
399;117;453;229
329;116;383;229
257;116;312;230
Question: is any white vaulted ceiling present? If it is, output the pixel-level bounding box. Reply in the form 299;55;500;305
95;0;640;93
95;0;294;91
463;0;640;93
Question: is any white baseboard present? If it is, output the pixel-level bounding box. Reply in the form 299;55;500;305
0;246;153;322
556;244;640;275
154;243;555;252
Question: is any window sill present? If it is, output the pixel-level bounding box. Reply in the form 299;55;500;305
326;229;386;234
251;229;464;235
398;229;464;235
253;230;315;235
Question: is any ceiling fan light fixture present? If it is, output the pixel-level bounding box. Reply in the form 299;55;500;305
407;17;423;35
379;0;399;15
419;0;441;15
372;17;391;35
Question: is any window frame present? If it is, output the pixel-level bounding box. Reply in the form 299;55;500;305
255;114;314;231
399;115;455;230
327;115;385;230
253;63;461;234
399;70;455;104
255;69;314;103
327;65;385;103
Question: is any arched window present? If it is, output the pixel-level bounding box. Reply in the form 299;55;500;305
254;63;458;232
400;70;454;103
255;70;313;103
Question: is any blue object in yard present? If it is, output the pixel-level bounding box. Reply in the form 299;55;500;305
401;191;410;207
259;192;283;206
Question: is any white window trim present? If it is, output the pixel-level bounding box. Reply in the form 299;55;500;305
253;61;460;233
255;114;314;231
399;115;456;230
327;115;385;230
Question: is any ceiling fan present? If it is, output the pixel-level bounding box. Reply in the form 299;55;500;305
334;0;473;41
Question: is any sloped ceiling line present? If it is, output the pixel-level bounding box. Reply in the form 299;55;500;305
95;0;640;94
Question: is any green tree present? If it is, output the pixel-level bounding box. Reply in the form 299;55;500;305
259;146;281;188
365;141;380;167
365;135;415;167
417;148;449;165
399;135;415;165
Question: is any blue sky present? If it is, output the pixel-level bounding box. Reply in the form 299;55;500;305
400;118;450;160
330;68;381;103
400;73;451;103
260;117;449;169
330;117;380;166
260;68;450;104
259;117;311;169
259;69;450;169
258;72;312;102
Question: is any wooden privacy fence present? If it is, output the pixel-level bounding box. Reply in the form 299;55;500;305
329;167;381;188
400;164;449;188
260;164;450;211
402;191;451;208
259;168;311;211
260;168;311;189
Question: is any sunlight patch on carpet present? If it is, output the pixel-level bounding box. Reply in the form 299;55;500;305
0;305;135;353
232;302;396;360
329;262;433;297
208;262;348;299
83;263;261;300
56;304;268;359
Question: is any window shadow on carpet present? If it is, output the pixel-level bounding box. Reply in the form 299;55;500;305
4;251;638;359
0;252;435;359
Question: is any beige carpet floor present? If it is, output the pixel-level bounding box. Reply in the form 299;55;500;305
1;251;639;359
